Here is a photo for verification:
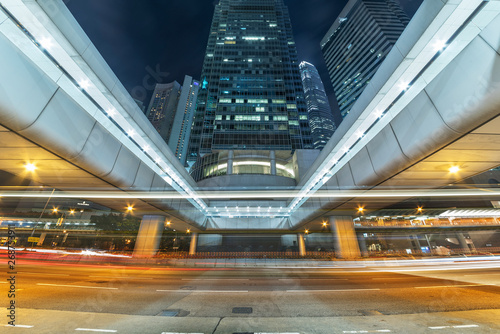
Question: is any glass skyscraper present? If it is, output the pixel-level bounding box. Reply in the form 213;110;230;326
299;61;336;150
146;76;200;167
321;0;409;118
187;0;312;167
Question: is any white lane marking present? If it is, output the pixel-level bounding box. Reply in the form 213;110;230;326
157;289;248;293
75;329;117;333
287;288;380;292
371;277;407;280
181;278;249;281
88;275;153;280
415;284;488;289
278;278;348;281
161;333;204;334
343;330;391;333
4;324;34;328
37;283;117;290
429;325;478;330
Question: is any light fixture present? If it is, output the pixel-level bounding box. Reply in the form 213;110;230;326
79;79;90;91
433;39;446;52
305;229;309;234
358;207;365;213
106;108;116;116
52;208;58;213
127;129;136;137
24;163;37;172
449;166;460;173
399;81;409;91
417;206;423;213
166;221;171;226
187;229;191;233
39;37;54;50
69;209;75;215
126;205;134;212
322;221;327;227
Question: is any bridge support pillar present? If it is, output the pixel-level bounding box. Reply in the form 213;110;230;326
357;233;368;257
456;232;473;254
298;233;306;256
270;150;277;175
133;215;166;258
189;232;198;255
329;216;361;259
227;150;234;175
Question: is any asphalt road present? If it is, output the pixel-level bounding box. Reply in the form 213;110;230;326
2;259;500;333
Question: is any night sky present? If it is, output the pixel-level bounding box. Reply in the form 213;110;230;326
66;0;422;116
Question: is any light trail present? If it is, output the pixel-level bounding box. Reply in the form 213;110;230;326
0;188;500;200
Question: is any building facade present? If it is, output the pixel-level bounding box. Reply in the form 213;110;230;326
299;61;336;150
146;76;200;167
145;81;182;141
321;0;409;118
187;0;312;168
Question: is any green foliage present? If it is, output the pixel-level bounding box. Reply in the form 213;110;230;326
90;213;141;231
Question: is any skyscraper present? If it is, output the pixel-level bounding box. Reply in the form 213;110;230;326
321;0;409;118
146;76;200;167
299;61;336;150
187;0;312;167
146;81;181;140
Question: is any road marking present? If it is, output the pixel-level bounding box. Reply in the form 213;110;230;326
287;288;380;292
0;282;7;284
157;289;248;293
89;275;153;280
371;277;407;280
429;325;478;330
5;324;34;328
161;333;204;334
37;283;118;290
278;278;348;281
181;278;249;281
75;329;117;333
343;330;391;333
415;284;487;289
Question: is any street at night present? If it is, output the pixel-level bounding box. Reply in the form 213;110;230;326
2;258;500;333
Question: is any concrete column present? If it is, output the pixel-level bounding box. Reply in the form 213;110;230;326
456;232;471;254
133;215;166;257
329;216;361;259
189;232;198;255
270;150;277;175
357;233;368;257
298;233;306;257
411;234;422;253
227;150;234;175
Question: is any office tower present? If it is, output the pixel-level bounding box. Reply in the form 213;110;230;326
146;81;182;140
321;0;410;118
187;0;312;166
168;76;200;167
145;76;200;166
299;61;336;150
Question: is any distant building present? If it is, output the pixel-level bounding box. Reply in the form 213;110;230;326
299;61;336;150
321;0;409;118
145;76;200;167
